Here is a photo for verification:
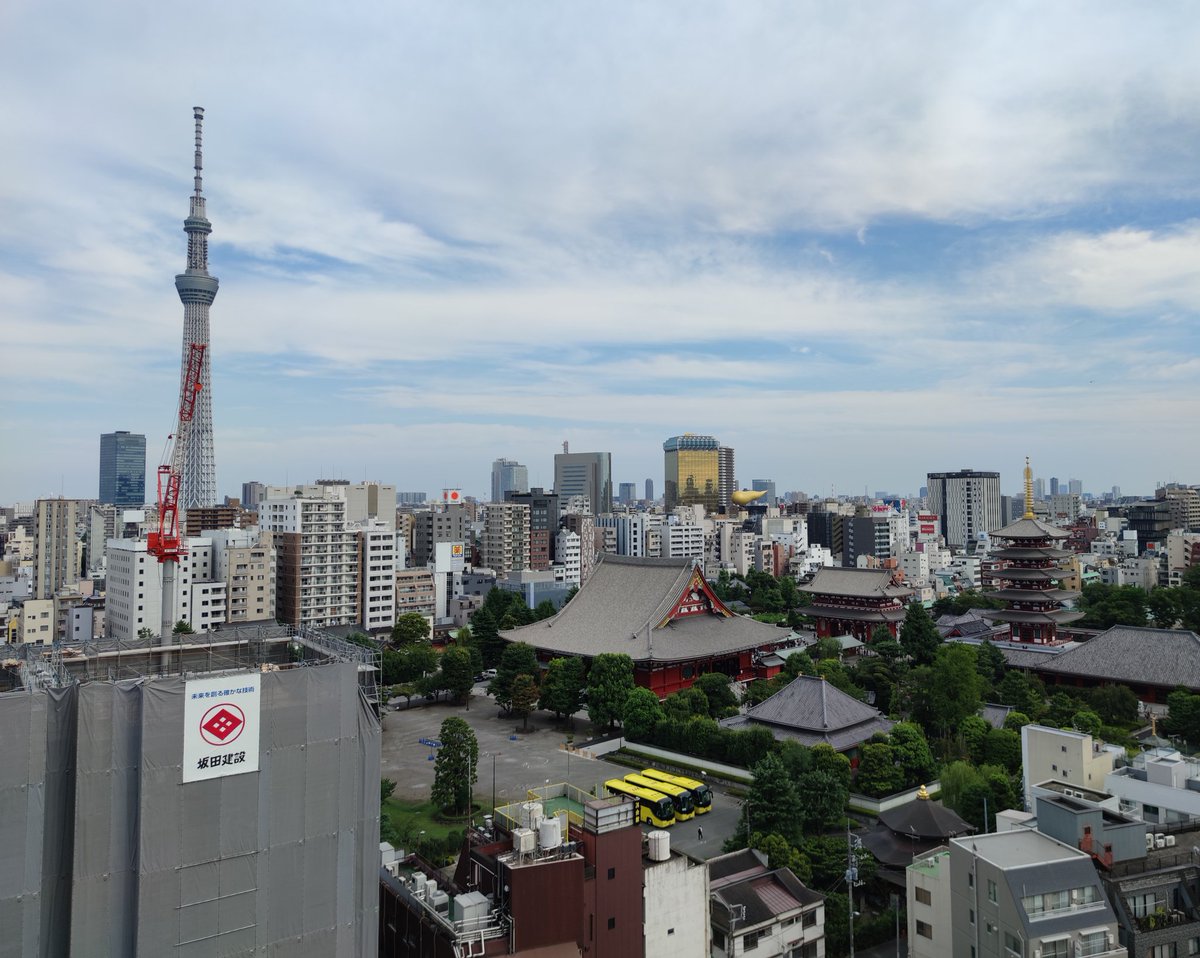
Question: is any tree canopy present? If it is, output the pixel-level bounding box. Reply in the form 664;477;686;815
899;602;942;665
586;653;635;731
490;642;540;713
390;612;431;646
431;717;478;816
539;657;586;720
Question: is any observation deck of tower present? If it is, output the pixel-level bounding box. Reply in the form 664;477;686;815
175;106;219;508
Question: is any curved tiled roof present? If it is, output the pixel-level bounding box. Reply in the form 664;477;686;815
991;516;1070;540
720;675;894;750
1017;625;1200;689
500;554;781;663
799;567;912;599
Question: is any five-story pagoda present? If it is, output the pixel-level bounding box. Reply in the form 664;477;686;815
988;458;1083;644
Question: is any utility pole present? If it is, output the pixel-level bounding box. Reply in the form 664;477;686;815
847;821;857;958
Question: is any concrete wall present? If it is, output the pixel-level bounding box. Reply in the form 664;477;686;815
644;851;709;958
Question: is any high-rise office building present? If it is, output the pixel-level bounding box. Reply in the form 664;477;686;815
482;501;530;576
505;487;560;570
240;480;267;510
645;478;654;502
491;458;529;502
1050;477;1060;497
175;107;220;508
99;431;146;508
1068;478;1083;496
663;434;720;513
554;451;612;514
751;479;777;504
618;482;636;504
718;446;736;513
926;469;1002;549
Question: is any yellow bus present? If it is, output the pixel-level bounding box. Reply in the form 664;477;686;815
604;778;676;828
640;768;713;815
625;773;694;821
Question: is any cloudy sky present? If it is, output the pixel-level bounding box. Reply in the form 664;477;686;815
3;2;1199;504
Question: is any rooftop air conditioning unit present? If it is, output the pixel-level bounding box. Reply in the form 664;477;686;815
1167;835;1177;847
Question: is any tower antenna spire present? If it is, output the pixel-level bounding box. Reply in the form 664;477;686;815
1023;457;1035;519
192;106;205;201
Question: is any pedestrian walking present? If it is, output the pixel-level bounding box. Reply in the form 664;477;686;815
697;825;704;842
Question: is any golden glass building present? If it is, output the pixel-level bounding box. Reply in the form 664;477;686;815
663;434;721;513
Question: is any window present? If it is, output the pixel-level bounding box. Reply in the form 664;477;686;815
607;918;615;930
1042;939;1069;958
1150;945;1177;958
916;887;932;906
968;871;974;888
743;930;762;951
1004;931;1022;955
987;879;997;903
803;911;816;928
607;868;615;880
667;928;674;936
916;920;932;939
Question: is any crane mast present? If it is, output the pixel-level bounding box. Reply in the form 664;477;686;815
148;342;206;640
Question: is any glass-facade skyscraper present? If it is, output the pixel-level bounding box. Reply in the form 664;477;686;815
99;431;147;509
663;434;720;513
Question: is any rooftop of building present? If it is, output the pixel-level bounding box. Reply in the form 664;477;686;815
710;864;822;933
952;829;1089;870
1;622;380;699
798;566;912;599
1000;625;1200;690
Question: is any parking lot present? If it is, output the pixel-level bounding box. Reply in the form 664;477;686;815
380;684;743;860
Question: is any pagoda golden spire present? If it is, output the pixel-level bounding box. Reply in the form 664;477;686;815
1023;457;1035;519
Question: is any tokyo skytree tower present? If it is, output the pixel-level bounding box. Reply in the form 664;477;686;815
174;107;219;508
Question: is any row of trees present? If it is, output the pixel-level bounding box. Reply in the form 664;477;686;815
1076;567;1200;631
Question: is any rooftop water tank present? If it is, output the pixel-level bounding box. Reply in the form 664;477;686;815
513;827;536;854
538;815;562;850
647;830;670;862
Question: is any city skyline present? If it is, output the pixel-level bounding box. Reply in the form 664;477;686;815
4;4;1200;502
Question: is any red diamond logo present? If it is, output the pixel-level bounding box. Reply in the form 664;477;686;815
200;704;245;746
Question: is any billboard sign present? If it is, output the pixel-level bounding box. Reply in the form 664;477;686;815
182;673;261;783
442;488;462;504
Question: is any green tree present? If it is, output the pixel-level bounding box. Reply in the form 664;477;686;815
938;760;982;813
783;651;817;677
1071;709;1103;737
975;640;1007;690
751;833;813;884
958;714;991;764
1077;583;1150;629
381;778;397;802
899;603;942;665
1165;688;1200;745
470;607;506;669
172;620;195;634
1149;589;1182;629
663;687;710;722
870;637;904;665
983;727;1022;773
1045;690;1087;727
776;740;813;781
694;672;739;718
796;769;848;831
438;646;475;706
511;674;539;732
1088;684;1139;726
889;722;936;787
742;753;803;845
137;627;154;639
927;644;984;738
931;590;1005;617
814;636;843;661
490;642;540;713
810;744;853;793
533;599;558;621
1002;711;1032;732
431;717;478;816
855;742;903;797
997;670;1044;717
390;612;431;646
539;657;586;720
621;687;664;742
587;653;635;731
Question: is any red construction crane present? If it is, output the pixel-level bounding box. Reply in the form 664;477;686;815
147;342;205;638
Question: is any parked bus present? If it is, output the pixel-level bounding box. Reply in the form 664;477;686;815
640;768;713;815
604;778;676;828
624;773;694;821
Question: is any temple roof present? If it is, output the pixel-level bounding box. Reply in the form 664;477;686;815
721;675;893;750
990;547;1075;561
1003;625;1200;690
878;791;974;840
799;567;912;600
987;588;1080;603
988;608;1085;624
991;516;1071;541
500;554;781;664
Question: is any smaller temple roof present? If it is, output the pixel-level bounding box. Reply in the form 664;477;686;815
991;516;1071;540
721;675;893;751
862;787;974;868
988;608;1085;624
799;567;911;600
1011;625;1200;690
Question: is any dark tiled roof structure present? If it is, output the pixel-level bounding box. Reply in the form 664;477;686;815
710;867;823;932
500;554;781;664
720;675;893;751
1001;625;1200;690
798;567;912;599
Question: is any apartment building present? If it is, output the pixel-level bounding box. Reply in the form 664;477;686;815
482;502;530;577
1022;725;1125;813
260;492;360;629
907;831;1122;958
356;520;397;633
